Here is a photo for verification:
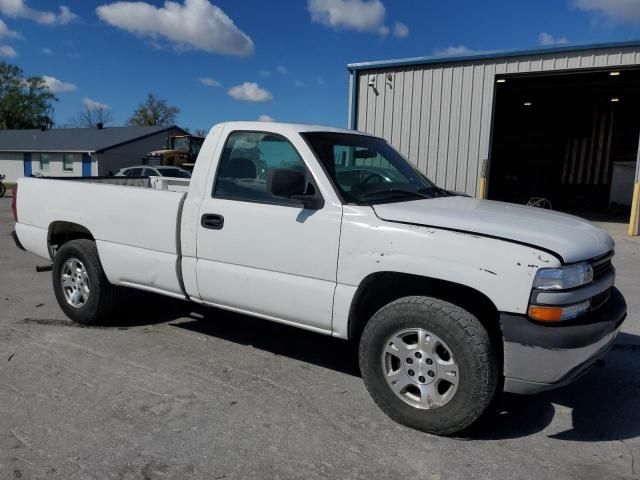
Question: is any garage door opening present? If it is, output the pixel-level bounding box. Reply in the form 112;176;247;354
488;68;640;224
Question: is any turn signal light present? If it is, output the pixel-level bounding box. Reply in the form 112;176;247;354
528;306;563;322
528;301;590;322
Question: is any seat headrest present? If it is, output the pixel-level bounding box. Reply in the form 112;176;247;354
220;157;256;179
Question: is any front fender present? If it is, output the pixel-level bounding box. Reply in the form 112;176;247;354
337;206;560;315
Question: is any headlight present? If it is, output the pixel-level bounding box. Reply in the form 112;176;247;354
533;262;593;290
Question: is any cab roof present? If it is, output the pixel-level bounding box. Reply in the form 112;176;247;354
210;121;374;137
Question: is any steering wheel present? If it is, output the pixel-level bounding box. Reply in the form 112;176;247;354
362;173;383;184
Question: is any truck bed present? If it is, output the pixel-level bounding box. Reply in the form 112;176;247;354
41;175;191;192
15;176;188;298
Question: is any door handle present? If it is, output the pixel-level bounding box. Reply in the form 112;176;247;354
201;213;224;230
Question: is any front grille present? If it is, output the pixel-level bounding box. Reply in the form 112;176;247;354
591;251;614;280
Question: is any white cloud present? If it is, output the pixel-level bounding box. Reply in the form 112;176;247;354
538;32;569;46
0;44;16;57
257;114;274;122
42;47;53;55
308;0;389;35
295;79;305;87
83;97;110;110
317;76;325;86
260;70;271;77
573;0;640;24
0;0;77;25
199;77;221;87
228;82;273;102
433;45;474;56
96;0;254;56
0;18;19;38
57;6;77;24
276;65;288;74
42;75;76;93
393;21;409;38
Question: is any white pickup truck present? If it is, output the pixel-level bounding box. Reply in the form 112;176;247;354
12;122;626;435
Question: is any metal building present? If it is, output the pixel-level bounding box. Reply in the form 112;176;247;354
347;40;640;234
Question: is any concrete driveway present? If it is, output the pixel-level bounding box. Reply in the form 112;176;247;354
1;196;639;480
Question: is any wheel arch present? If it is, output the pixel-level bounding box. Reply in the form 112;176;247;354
48;221;95;259
347;272;503;362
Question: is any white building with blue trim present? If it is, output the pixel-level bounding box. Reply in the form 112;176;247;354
0;124;185;182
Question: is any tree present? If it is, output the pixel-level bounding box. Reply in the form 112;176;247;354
194;128;207;137
0;62;57;129
127;93;179;126
70;104;114;128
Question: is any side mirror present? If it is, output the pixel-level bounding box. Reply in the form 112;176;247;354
267;168;323;209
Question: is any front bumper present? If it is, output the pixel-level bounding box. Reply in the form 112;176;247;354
501;287;626;394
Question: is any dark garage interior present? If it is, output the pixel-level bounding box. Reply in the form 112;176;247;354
488;68;640;220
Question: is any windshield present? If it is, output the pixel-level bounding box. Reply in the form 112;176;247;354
302;132;447;204
157;167;191;178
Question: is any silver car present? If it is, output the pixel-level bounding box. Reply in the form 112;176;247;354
115;166;191;178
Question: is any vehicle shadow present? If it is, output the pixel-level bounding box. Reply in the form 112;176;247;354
21;291;194;329
170;305;360;377
107;290;195;327
466;332;640;441
116;294;640;442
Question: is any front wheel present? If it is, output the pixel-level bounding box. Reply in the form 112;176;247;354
359;296;498;435
52;239;120;325
0;183;6;198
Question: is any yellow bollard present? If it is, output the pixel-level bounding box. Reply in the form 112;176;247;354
629;182;640;236
478;159;489;200
478;177;487;199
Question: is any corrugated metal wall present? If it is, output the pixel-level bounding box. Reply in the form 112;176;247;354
354;46;640;196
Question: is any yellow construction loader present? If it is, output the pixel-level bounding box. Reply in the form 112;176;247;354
145;135;204;171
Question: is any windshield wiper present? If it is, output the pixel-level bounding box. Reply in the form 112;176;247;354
419;186;453;197
361;188;433;200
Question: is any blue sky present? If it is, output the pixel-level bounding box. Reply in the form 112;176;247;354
1;0;639;131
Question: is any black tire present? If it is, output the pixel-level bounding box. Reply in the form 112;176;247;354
0;183;6;198
359;296;498;435
52;239;120;325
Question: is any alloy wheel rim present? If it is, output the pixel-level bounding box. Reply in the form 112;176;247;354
61;258;90;308
381;328;459;409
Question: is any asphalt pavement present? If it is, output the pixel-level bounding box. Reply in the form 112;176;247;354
1;196;639;480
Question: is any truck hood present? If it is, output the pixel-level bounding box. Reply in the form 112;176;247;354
372;197;614;263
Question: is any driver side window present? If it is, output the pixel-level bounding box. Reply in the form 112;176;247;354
213;131;308;205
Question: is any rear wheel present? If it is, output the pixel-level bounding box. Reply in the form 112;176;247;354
52;239;120;325
359;296;498;435
0;182;6;198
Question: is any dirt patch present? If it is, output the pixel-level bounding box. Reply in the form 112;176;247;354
21;318;88;328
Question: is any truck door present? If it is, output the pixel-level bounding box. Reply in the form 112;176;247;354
195;129;342;332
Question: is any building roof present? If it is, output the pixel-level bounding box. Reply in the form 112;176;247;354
0;125;185;153
347;39;640;71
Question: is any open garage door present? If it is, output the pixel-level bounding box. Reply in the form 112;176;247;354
488;68;640;227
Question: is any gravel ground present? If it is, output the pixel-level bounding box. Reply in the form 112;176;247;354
1;196;639;480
